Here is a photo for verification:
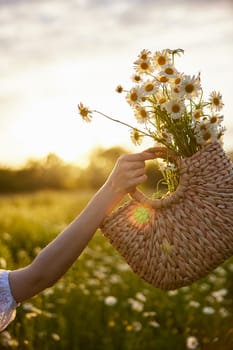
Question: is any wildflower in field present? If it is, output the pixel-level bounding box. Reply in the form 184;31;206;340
132;321;142;332
42;288;54;296
25;312;39;319
202;306;215;314
128;298;144;312
199;283;211;292
0;257;7;269
219;307;230;318
125;324;133;332
22;303;42;315
2;232;12;241
186;336;199;349
167;289;178;296
51;333;60;341
189;300;200;308
148;320;160;328
87;278;100;286
215;266;227;276
135;292;147;302
117;262;130;271
143;311;157;317
108;320;116;328
104;296;118;306
0;331;14;347
109;274;122;284
211;288;228;302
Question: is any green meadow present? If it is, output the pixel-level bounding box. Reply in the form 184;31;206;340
0;190;232;350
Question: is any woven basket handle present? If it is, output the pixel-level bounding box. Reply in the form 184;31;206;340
130;147;181;208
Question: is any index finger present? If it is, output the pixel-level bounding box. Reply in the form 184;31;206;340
125;151;155;162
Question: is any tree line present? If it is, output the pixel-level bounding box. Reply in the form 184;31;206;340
1;146;232;194
0;146;164;193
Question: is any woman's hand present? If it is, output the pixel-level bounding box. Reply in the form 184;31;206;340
105;150;155;196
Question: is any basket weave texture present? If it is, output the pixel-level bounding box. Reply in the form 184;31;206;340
101;142;233;290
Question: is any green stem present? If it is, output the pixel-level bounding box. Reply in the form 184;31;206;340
92;110;154;139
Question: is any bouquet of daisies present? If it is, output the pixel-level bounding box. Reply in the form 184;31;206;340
78;48;225;194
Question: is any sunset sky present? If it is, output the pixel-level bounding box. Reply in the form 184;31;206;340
0;0;233;167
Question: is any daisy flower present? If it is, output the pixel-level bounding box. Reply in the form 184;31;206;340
77;47;225;194
134;58;153;74
180;74;201;99
186;336;199;349
153;49;171;70
195;121;219;145
169;83;185;99
137;49;152;61
209;114;224;125
115;85;124;93
154;92;168;105
160;128;173;144
192;108;203;120
131;74;142;83
141;79;158;95
133;105;149;123
159;64;178;79
164;99;185;119
209;91;224;111
78;102;92;122
126;86;143;105
130;128;143;145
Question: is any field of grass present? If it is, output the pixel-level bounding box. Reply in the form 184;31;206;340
0;190;232;350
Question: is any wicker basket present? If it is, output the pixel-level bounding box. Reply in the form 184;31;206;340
101;141;233;290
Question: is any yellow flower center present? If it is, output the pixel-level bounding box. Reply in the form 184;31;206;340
158;56;166;65
134;75;141;82
145;83;154;92
165;67;174;75
139;108;147;119
116;85;123;93
141;53;148;60
172;104;180;113
185;84;194;93
159;76;169;83
213;97;220;106
194;111;201;119
159;97;166;104
174;77;181;84
140;62;149;70
210;116;217;123
133;130;140;141
203;131;211;140
130;92;138;101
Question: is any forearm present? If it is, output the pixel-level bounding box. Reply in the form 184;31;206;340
9;182;122;302
8;150;154;303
